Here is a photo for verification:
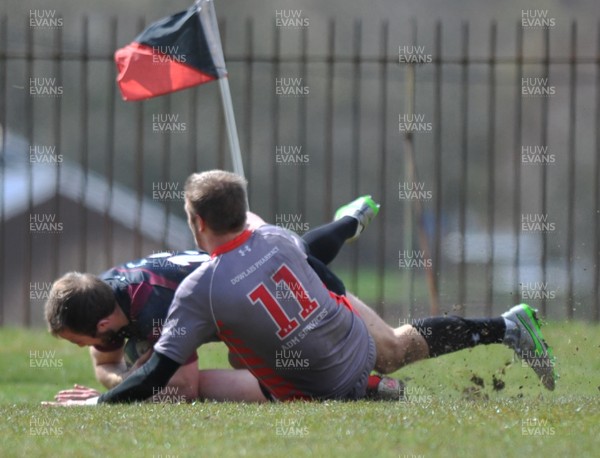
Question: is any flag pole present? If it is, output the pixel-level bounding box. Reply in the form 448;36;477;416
217;78;245;178
197;0;245;179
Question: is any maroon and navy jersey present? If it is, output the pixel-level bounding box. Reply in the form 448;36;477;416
96;251;210;365
154;225;375;401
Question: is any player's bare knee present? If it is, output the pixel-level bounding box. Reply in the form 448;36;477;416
396;325;429;363
373;328;404;373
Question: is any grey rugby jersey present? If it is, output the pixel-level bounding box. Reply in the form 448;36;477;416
154;225;374;400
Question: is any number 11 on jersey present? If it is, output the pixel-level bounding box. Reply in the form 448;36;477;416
248;264;320;339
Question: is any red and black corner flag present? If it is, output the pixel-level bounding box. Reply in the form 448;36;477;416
115;0;227;101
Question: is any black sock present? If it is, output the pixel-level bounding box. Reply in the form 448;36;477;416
306;255;346;296
412;316;506;358
302;217;358;265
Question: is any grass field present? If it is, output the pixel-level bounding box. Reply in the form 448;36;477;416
1;322;599;458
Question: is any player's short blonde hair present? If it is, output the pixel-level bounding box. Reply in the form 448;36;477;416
184;170;248;235
44;272;115;337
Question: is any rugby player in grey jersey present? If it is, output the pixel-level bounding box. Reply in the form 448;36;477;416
46;171;555;406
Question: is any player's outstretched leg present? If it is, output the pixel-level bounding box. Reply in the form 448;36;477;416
334;195;380;242
407;304;556;390
347;294;556;390
303;195;380;265
501;304;556;390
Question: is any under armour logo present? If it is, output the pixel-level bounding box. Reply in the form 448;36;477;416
238;246;251;256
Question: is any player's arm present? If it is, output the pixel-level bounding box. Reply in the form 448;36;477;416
45;351;179;405
91;351;181;403
95;284;209;403
89;347;128;389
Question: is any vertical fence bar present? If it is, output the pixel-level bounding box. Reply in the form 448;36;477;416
540;26;551;317
0;14;6;324
160;95;172;248
188;86;198;174
51;21;63;281
324;19;335;220
133;17;145;259
298;25;308;218
458;22;469;314
79;16;89;271
376;19;389;317
538;27;549;316
566;22;577;319
595;21;600;323
406;19;416;317
244;18;254;204
270;22;281;217
23;19;34;326
485;22;497;317
513;22;524;304
433;21;443;308
350;19;362;294
217;102;225;170
105;16;117;268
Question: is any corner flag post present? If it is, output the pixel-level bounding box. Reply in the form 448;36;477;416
197;0;245;179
